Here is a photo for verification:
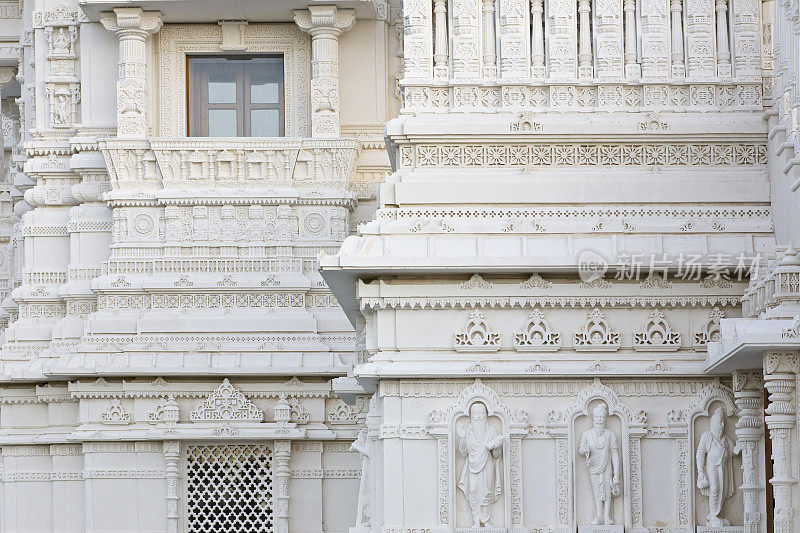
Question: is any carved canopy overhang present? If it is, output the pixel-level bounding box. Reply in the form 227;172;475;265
78;0;383;23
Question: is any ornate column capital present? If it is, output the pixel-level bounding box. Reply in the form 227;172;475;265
764;351;800;377
100;8;163;37
293;6;355;37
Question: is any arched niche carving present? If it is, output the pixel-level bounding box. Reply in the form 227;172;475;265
428;379;528;530
684;381;741;530
548;378;647;533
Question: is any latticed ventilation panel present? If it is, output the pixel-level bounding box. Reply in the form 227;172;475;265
186;444;274;533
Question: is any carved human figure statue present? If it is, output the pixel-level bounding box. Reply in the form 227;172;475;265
349;429;371;527
457;402;504;528
578;403;621;525
696;407;737;527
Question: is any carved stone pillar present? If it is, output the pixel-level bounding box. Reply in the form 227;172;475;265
433;0;448;77
100;8;163;138
163;441;180;533
578;0;592;79
733;370;765;533
293;6;355;138
623;0;640;79
670;0;685;77
715;0;732;77
273;440;291;533
763;352;799;533
482;0;497;78
530;0;545;78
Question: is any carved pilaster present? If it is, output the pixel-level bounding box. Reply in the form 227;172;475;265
163;441;180;533
100;8;163;138
763;352;799;533
529;0;545;78
670;0;685;77
733;370;765;533
293;6;355;138
273;439;291;533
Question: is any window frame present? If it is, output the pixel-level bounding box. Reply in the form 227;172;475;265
187;54;286;137
157;23;310;137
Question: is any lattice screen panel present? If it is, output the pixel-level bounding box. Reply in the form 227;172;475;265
186;444;274;533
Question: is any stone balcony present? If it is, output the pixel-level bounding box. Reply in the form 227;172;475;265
99;137;359;196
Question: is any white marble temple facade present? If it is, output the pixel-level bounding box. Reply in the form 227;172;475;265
0;0;796;532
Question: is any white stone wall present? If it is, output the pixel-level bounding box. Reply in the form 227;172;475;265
0;0;397;531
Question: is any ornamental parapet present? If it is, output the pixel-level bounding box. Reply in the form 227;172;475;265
741;246;800;319
99;137;359;197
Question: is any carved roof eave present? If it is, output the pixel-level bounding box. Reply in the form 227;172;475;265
355;359;712;380
69;423;307;441
383;111;768;146
46;366;351;385
706;317;799;374
61;376;335;400
104;193;356;209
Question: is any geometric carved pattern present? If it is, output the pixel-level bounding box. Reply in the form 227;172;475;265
633;310;681;351
186;444;274;532
514;309;561;351
408;142;767;169
190;379;263;422
453;310;501;351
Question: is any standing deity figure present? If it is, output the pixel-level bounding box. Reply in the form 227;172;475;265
696;407;737;527
349;429;371;527
457;402;504;528
578;403;621;525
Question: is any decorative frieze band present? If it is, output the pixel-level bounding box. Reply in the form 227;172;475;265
401;142;766;169
403;83;764;112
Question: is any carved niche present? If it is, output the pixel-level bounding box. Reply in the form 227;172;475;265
684;381;741;531
427;379;528;530
547;379;646;532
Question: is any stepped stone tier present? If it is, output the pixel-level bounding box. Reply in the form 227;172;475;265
0;0;797;531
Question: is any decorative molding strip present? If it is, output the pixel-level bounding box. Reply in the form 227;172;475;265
403;142;766;169
363;296;741;311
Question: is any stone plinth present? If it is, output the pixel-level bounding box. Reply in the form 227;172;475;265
578;526;625;533
696;527;743;533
